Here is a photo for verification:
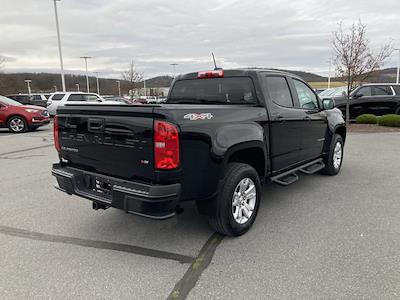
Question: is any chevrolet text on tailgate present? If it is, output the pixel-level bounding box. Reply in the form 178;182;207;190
52;69;346;236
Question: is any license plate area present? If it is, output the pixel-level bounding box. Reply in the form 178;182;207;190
83;174;113;200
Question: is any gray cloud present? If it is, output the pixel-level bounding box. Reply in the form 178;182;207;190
1;0;399;78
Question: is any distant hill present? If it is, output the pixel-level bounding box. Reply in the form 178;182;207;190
0;73;174;95
144;76;173;88
271;69;327;82
0;68;397;95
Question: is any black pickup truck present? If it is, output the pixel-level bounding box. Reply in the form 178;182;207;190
52;69;346;236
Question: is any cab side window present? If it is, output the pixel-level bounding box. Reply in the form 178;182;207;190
372;86;392;96
67;94;84;101
355;86;371;97
84;94;101;102
293;79;319;109
264;76;294;108
16;95;30;104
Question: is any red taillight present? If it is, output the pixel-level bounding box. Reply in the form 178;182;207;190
197;70;224;79
154;120;180;169
53;115;60;152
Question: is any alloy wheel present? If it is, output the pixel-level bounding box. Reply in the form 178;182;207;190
9;118;25;132
231;178;257;224
333;141;342;169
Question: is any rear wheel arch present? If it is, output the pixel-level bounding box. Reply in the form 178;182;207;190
224;142;266;180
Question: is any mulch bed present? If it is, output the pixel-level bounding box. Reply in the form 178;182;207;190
348;124;400;133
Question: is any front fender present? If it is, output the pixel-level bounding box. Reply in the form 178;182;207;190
323;108;346;153
325;107;345;133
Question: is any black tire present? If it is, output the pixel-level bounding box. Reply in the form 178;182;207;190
322;134;344;175
7;116;27;133
395;106;400;115
205;163;261;237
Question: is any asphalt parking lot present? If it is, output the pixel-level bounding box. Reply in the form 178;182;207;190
1;125;399;299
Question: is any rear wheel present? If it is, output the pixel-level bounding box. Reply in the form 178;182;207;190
205;163;261;236
395;106;400;115
322;134;344;175
8;116;27;133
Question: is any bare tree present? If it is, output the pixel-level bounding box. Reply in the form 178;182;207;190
121;60;143;98
332;20;392;124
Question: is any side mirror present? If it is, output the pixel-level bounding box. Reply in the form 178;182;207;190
322;98;335;110
353;93;362;99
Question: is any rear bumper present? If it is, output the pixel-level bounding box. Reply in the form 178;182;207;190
52;164;181;219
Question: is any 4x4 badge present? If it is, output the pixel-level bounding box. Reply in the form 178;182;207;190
184;113;213;121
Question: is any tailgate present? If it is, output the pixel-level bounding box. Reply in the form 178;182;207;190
57;105;155;182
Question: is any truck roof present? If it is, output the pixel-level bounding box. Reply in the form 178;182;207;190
175;68;304;81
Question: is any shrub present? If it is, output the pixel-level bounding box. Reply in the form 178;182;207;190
356;114;377;124
377;114;400;127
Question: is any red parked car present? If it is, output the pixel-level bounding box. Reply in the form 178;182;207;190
0;95;50;133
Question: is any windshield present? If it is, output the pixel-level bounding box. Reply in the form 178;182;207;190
318;88;333;97
0;95;23;106
168;77;257;104
319;86;348;98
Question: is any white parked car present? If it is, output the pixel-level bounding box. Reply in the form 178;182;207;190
46;92;123;116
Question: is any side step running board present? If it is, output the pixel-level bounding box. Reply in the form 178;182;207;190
272;173;299;186
271;159;325;186
299;160;325;175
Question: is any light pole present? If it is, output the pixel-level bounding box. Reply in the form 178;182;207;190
76;83;80;92
94;72;100;95
326;58;332;89
116;80;121;97
24;80;32;94
80;56;92;92
53;0;66;92
395;48;400;84
53;85;57;92
170;63;178;78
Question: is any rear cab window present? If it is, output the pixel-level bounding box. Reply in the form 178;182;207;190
168;77;257;104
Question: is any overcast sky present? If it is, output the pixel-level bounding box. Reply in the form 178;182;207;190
1;0;399;79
